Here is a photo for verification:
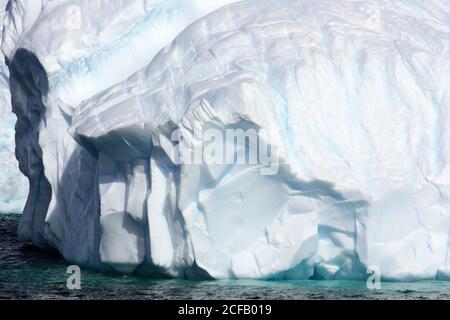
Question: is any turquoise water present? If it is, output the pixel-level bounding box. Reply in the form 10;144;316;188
1;214;449;300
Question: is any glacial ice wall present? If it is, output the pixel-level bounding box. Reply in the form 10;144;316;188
0;0;27;213
3;0;450;280
1;0;240;274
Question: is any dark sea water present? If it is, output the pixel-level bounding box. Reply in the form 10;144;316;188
1;214;449;300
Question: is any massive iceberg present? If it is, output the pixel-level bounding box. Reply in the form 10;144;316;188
0;0;27;213
2;0;450;280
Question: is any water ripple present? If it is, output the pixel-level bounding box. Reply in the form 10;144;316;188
1;214;449;300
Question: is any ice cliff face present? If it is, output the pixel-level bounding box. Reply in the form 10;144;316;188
2;0;239;273
3;0;450;280
0;0;27;213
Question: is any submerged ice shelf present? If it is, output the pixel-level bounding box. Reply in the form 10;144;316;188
2;0;450;280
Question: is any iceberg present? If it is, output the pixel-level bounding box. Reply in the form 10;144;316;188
2;0;240;273
0;0;27;214
2;0;450;280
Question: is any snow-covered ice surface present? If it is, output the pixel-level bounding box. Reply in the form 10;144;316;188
3;0;450;280
0;0;27;214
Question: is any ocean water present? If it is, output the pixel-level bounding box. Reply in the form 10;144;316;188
1;214;449;300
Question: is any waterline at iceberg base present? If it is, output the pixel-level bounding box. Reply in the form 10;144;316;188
2;214;450;300
2;0;450;281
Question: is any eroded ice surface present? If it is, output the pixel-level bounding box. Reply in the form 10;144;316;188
3;0;450;280
0;0;27;213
